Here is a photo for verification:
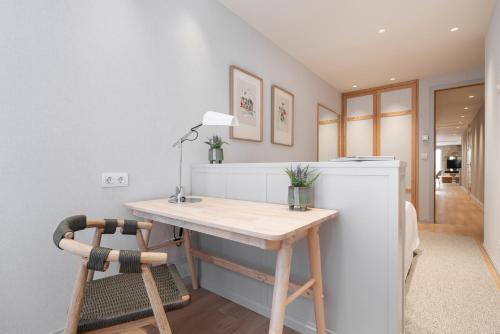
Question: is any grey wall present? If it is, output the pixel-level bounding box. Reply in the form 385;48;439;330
0;1;340;332
418;68;484;222
461;106;485;204
484;0;500;274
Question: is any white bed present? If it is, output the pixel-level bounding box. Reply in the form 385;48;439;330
405;201;420;277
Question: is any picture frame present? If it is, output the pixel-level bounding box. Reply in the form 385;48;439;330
271;85;294;146
229;65;263;142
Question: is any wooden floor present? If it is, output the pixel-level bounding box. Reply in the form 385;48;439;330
419;183;484;242
126;288;299;334
418;182;499;289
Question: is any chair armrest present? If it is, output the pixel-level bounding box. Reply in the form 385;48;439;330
86;219;152;231
58;238;167;265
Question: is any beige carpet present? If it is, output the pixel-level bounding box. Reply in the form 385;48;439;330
405;232;500;334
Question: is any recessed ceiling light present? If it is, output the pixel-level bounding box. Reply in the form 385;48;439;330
450;27;459;32
378;28;386;34
469;95;475;98
460;115;465;118
390;77;396;81
352;84;358;88
464;107;469;110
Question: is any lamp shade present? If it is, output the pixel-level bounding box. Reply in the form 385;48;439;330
202;111;239;127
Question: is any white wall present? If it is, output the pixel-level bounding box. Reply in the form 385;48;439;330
0;1;340;332
418;68;484;222
484;0;500;273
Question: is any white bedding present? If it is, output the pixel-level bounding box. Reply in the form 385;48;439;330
405;201;420;277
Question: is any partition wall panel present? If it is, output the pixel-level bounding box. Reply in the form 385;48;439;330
342;81;419;210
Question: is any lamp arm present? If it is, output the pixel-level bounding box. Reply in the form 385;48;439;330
172;123;203;147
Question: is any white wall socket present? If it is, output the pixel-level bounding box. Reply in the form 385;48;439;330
101;173;129;188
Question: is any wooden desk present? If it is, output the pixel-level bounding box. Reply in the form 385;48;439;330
125;196;338;334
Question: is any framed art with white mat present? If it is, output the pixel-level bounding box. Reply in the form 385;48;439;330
271;85;294;146
229;65;263;142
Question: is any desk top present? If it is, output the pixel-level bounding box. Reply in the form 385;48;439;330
125;196;337;241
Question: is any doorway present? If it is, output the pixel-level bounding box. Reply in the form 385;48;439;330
433;84;485;240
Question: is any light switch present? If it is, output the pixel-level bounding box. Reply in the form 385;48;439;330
422;135;429;141
420;153;428;160
101;173;129;188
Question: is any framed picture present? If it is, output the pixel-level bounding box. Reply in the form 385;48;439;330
230;65;263;142
271;85;294;146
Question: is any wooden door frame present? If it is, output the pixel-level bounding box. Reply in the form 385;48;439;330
316;103;342;161
342;80;419;214
432;82;484;224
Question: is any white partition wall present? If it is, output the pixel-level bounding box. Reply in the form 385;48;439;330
345;94;374;156
191;161;406;334
342;81;418;209
317;104;340;161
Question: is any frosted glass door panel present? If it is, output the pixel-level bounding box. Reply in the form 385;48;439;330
318;105;339;161
381;88;412;114
347;95;373;117
381;114;412;201
319;123;338;160
346;94;374;156
347;120;373;156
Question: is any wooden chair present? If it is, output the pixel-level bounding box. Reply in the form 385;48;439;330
53;215;190;334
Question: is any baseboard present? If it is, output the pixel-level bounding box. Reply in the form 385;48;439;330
201;279;336;334
483;243;500;277
469;193;484;208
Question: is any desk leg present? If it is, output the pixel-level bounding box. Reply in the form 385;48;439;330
308;226;326;334
183;229;199;290
269;240;293;334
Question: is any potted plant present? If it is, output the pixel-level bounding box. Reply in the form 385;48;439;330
284;164;320;211
205;135;227;164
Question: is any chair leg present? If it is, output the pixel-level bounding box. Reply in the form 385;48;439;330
65;260;89;334
87;228;103;282
141;264;172;334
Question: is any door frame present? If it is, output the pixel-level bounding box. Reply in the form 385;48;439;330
432;82;484;224
342;80;419;214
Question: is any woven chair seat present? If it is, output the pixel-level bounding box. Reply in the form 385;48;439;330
78;264;189;333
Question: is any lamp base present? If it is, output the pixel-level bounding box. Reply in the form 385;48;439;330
168;196;202;204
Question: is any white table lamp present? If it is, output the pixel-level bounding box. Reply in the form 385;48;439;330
170;111;238;203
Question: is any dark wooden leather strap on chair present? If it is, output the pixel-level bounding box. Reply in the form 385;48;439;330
53;215;190;334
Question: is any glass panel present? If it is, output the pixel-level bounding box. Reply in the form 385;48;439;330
380;114;412;191
347;95;373;117
347;119;373;156
318;106;338;161
346;94;374;156
319;123;338;161
380;88;412;114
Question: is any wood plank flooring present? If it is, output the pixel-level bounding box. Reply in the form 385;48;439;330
126;288;299;334
420;183;484;242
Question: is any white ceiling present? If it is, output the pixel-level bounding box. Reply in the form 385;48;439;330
436;84;484;146
218;0;495;92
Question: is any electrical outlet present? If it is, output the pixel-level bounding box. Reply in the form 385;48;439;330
101;173;129;188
